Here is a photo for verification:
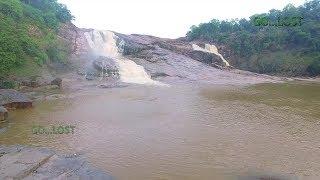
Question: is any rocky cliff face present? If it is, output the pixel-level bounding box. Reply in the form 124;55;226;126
62;24;230;69
63;24;281;85
58;23;90;57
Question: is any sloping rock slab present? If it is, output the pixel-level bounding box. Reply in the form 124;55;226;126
0;145;113;180
25;154;113;180
0;89;32;109
0;146;54;179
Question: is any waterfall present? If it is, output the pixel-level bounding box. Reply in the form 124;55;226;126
84;30;161;85
192;44;230;67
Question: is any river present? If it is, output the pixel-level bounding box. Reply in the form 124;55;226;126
0;81;319;180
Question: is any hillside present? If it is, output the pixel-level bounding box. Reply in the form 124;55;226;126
0;0;73;88
187;0;320;77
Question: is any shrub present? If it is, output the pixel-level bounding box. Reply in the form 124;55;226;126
0;81;16;89
43;12;59;30
0;0;73;77
0;0;23;19
307;59;320;76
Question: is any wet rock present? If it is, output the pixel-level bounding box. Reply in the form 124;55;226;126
93;56;120;78
116;33;156;55
0;145;113;180
120;40;153;56
0;147;54;179
151;72;171;78
17;74;54;89
0;89;32;109
0;106;8;122
83;65;100;80
189;50;221;65
50;78;62;88
238;174;293;180
93;56;118;71
85;73;96;81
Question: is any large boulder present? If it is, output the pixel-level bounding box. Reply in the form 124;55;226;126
93;56;118;71
0;89;32;109
93;56;120;78
189;50;222;65
0;106;8;122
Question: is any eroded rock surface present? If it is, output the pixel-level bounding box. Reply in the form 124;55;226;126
0;145;113;180
111;33;282;85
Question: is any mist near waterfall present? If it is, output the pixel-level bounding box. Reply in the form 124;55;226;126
84;30;162;85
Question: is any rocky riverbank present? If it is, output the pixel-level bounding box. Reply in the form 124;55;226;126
0;145;113;180
0;106;8;122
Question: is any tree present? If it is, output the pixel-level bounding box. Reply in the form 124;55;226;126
0;0;23;19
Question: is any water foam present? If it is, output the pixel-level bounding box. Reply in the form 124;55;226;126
85;30;163;85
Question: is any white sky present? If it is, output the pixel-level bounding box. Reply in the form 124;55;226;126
58;0;306;38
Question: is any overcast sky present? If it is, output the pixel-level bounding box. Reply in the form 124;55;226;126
58;0;306;38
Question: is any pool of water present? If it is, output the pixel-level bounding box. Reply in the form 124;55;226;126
1;82;319;179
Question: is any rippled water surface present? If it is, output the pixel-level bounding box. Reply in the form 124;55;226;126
1;82;320;180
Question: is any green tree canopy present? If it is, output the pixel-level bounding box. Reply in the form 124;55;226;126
187;0;320;76
0;0;73;76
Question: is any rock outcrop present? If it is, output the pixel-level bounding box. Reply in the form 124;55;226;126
0;106;8;122
114;33;231;68
67;27;281;85
0;89;32;109
94;33;279;85
58;22;90;57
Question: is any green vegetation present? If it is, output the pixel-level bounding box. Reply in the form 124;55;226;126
0;0;73;79
187;0;320;76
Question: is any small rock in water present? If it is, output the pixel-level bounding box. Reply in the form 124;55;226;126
85;74;96;81
0;106;8;122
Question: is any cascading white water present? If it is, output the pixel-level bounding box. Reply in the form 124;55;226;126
84;30;161;85
192;44;230;67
